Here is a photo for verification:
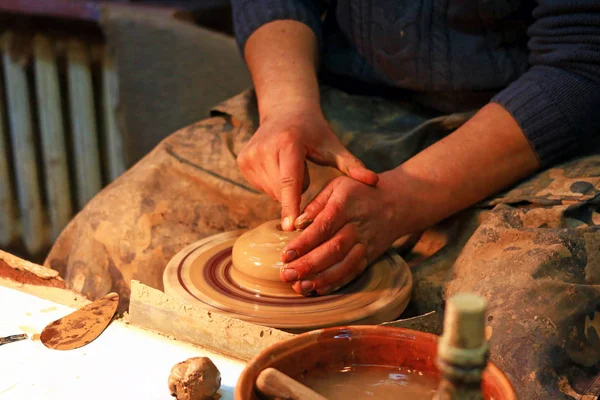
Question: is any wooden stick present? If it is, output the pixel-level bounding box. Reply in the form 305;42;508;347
435;293;488;400
439;293;488;360
256;368;328;400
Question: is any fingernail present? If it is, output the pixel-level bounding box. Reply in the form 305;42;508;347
283;249;298;262
282;217;292;230
300;280;314;294
282;268;298;282
296;212;308;222
294;213;312;229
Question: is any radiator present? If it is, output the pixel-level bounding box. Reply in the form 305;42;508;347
0;31;126;256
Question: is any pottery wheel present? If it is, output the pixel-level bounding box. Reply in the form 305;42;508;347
163;230;413;330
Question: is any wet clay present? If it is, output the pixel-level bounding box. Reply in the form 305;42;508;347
231;220;301;283
298;365;438;400
0;250;89;309
0;258;65;288
163;230;413;330
168;357;221;400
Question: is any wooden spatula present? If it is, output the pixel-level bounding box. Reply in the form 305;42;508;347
256;368;329;400
40;292;119;350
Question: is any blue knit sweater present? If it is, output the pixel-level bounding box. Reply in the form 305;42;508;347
231;0;600;166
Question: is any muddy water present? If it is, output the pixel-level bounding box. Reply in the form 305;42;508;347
298;365;438;399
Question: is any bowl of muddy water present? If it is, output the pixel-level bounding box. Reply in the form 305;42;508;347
235;325;516;400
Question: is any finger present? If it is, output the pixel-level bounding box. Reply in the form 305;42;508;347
237;143;281;200
278;142;306;230
292;242;367;295
238;156;259;189
282;195;347;262
316;256;368;295
293;181;336;230
280;223;357;282
301;161;310;193
240;166;272;199
311;137;378;186
258;170;279;201
258;153;282;201
334;149;379;186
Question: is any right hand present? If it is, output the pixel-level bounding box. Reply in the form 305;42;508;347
237;104;379;230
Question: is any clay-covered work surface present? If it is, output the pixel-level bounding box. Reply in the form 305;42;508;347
163;230;412;331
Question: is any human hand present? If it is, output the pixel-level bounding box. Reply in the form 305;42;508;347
279;171;407;295
237;105;378;231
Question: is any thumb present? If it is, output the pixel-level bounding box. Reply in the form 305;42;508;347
334;149;379;186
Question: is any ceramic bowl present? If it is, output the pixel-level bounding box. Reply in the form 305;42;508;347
235;325;517;400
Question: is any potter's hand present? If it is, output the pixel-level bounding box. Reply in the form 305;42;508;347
237;106;378;231
279;172;402;295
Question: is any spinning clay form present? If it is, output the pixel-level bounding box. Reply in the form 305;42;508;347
164;220;412;331
232;220;301;285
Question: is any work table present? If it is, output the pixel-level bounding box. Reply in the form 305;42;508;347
0;286;245;399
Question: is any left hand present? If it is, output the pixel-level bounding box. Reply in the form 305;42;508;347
279;171;407;295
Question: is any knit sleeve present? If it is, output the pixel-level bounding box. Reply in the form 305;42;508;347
231;0;324;56
491;1;600;167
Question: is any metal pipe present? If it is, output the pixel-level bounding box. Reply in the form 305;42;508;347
66;38;102;210
2;32;46;254
101;46;125;182
33;34;73;241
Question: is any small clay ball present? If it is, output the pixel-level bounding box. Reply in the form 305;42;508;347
168;357;221;400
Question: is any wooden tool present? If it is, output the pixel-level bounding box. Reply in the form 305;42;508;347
40;292;119;350
256;367;329;400
0;333;27;346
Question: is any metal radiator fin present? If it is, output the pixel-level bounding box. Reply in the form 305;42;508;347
0;31;126;255
2;32;46;254
33;35;73;243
